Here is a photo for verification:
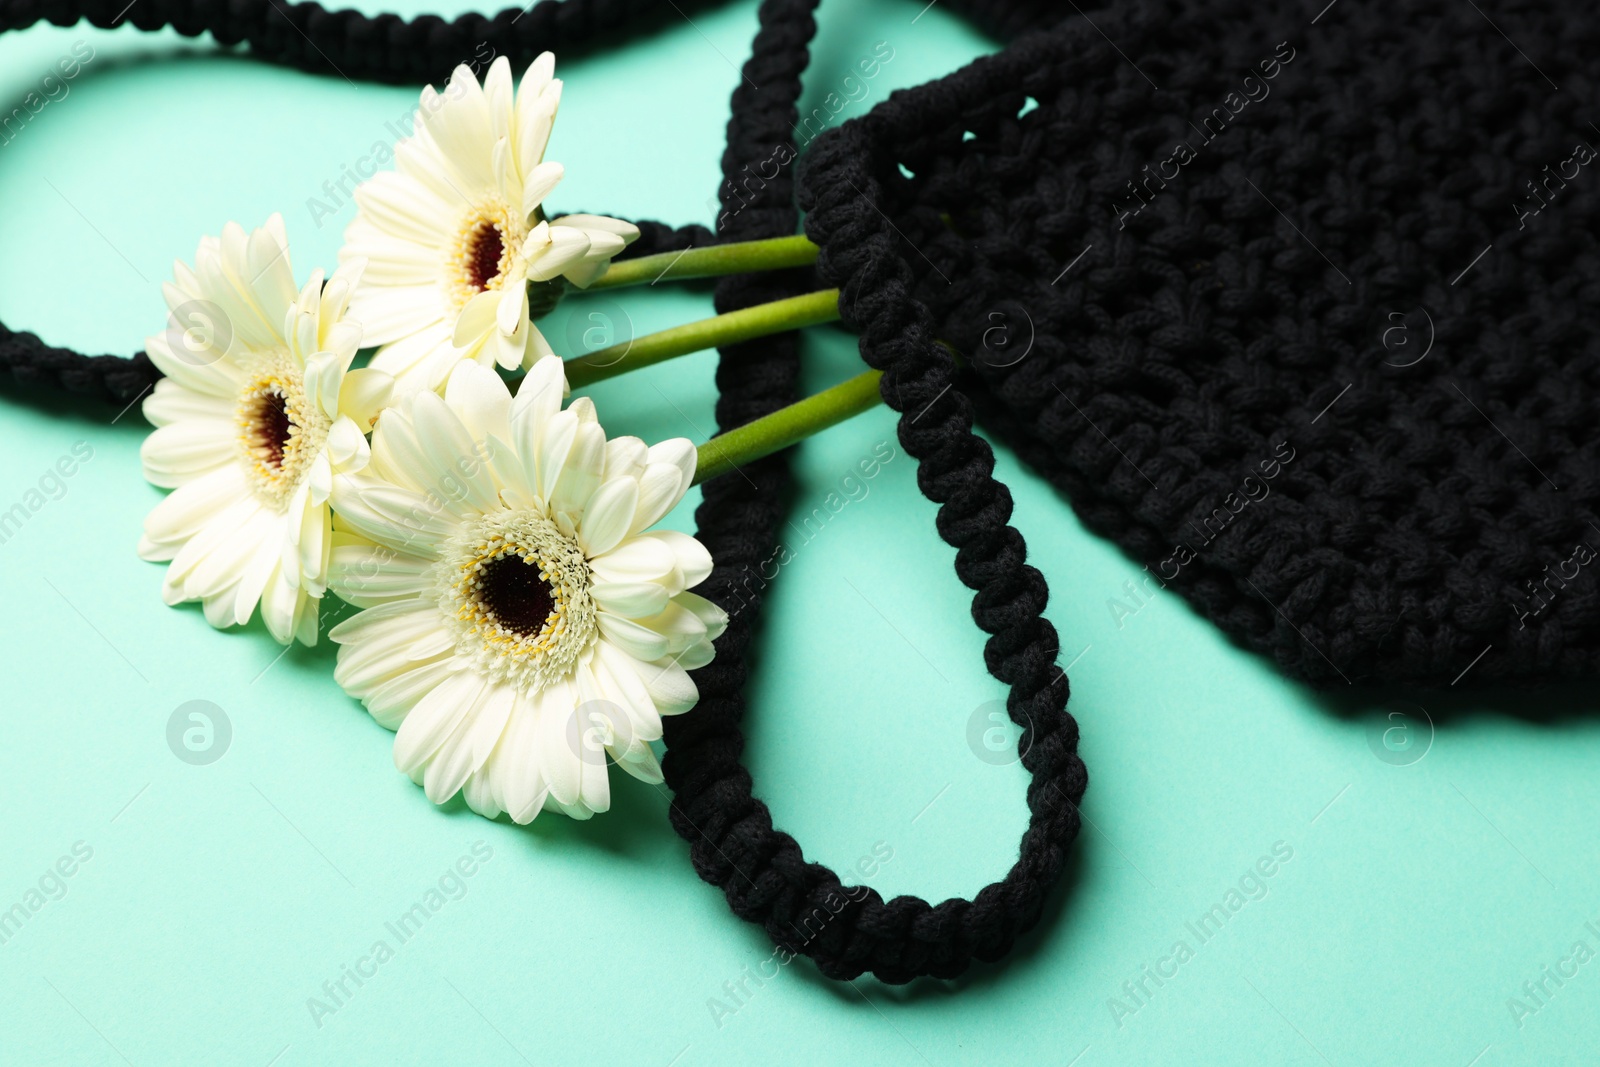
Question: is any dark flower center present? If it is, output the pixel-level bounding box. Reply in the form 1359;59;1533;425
479;554;556;637
465;221;506;292
248;389;292;470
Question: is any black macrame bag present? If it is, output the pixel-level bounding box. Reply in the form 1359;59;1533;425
801;0;1600;692
1;0;1594;985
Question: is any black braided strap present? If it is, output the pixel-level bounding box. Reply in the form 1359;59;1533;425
662;0;1086;984
9;0;733;82
0;323;158;405
0;0;732;405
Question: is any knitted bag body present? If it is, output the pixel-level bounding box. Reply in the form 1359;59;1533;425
800;0;1600;688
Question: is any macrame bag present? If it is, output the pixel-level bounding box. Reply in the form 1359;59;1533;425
799;0;1600;691
675;0;1600;982
1;0;1592;986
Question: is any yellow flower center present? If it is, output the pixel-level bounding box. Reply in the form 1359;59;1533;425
447;202;525;309
440;510;598;688
235;351;329;507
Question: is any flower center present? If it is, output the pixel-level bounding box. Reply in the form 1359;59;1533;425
235;350;331;508
465;221;506;292
477;554;557;637
447;202;524;310
438;509;599;689
245;389;292;470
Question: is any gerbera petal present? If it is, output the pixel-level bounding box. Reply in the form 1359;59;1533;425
550;213;641;244
525;226;591;284
362;658;460;731
482;433;531;506
510;354;567;435
300;452;331;508
549;409;605;518
651;529;714;588
602;435;648;483
411;391;499;514
590;581;670;619
596;612;671;661
636;654;700;715
329;535;433;604
187;507;280;602
461;769;502;822
140;418;236;488
340;225;439;286
417;69;496;190
295;495;331;585
531;407;577;502
630;459;691;535
589;641;662;741
627;597;708;656
330;474;454;556
330;601;449;686
259;565;302;644
577;477;638;557
468;684;518;768
141;379;233;430
233;540;285;627
393;669;485;777
443;360;512;444
453;288;503;349
144;331;245;399
560;258;609;290
423;713;480;803
391;131;474;210
673;638;716;671
320;258;366;327
497;690;549;822
616;745;664;784
483;55;515;140
647;437;697;494
673;590;730;641
589;534;678;586
514;58;560;174
387;397;479;508
351;170;457;247
140;464;249;559
246;219;297;328
326;415;372;474
520;160;564;221
369;322;455;391
535;677;581;805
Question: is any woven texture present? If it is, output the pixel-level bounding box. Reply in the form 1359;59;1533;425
801;0;1600;687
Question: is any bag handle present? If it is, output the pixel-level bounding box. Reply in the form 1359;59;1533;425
661;0;1089;983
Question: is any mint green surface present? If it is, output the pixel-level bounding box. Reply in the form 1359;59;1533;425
1;4;1597;1065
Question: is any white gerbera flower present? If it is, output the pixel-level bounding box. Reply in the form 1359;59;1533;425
327;357;723;823
340;53;640;397
139;216;390;645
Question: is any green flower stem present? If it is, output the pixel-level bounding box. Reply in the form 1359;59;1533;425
565;289;842;389
692;369;886;486
584;234;820;290
688;341;973;484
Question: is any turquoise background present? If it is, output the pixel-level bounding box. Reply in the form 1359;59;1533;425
1;2;1598;1064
